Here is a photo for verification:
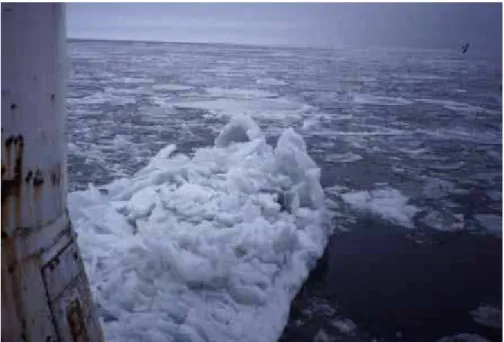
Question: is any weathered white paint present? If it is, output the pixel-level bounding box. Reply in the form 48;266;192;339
1;4;103;341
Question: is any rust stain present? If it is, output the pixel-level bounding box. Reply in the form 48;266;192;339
33;169;44;187
1;183;7;228
21;318;28;342
2;227;26;342
66;300;89;342
13;135;24;227
33;168;44;225
5;136;14;174
2;179;16;199
2;137;12;227
25;170;33;183
2;135;25;228
4;137;12;176
2;133;66;229
33;174;42;226
50;164;61;186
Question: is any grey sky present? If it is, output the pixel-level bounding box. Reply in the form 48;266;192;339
67;3;502;52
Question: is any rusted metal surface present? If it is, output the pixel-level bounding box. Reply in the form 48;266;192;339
1;4;103;341
41;239;100;342
67;300;89;342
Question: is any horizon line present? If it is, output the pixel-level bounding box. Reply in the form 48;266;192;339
66;37;325;51
66;37;466;53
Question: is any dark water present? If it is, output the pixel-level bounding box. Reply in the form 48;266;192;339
281;223;502;342
67;39;502;341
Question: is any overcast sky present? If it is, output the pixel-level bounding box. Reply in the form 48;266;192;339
67;3;502;53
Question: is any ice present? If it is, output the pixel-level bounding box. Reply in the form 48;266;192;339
341;188;419;228
475;214;502;237
472;172;502;182
353;94;413;106
329;318;356;334
486;190;502;202
68;142;87;158
153;84;193;91
469;305;502;329
422;178;455;199
421;210;465;232
301;117;320;131
325;185;350;196
437;333;491;342
428;161;466;171
206;87;277;99
170;98;306;121
104;86;144;96
486;150;502;161
326;152;363;163
68;92;109;105
111;135;131;149
214;115;262;148
300;297;337;319
69;116;329;342
417;98;499;115
166;88;309;121
256;78;287;86
71;89;137;106
396;73;447;81
83;144;108;165
313;329;334;342
122;77;153;84
397;146;429;156
308;128;408;137
423;128;502;146
299;113;332;133
275;128;325;211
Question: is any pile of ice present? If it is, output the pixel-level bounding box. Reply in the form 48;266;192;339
68;115;330;342
469;305;502;329
341;188;419;229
